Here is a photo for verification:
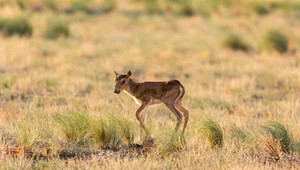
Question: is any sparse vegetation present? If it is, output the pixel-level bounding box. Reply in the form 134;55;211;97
71;0;90;13
143;0;161;14
44;0;56;11
53;112;92;144
199;117;223;148
103;0;117;13
177;0;194;16
44;19;69;39
91;116;122;150
262;29;288;53
0;17;32;36
223;34;250;52
261;121;291;153
251;3;269;15
0;0;300;169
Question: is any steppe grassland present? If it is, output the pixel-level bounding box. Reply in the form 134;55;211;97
0;0;300;169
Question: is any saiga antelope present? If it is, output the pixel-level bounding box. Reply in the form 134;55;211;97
113;71;189;139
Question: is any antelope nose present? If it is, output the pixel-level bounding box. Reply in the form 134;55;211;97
114;90;120;94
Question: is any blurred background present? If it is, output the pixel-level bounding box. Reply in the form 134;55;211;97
0;0;299;103
0;1;300;168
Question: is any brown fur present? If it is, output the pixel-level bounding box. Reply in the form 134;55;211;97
114;71;189;139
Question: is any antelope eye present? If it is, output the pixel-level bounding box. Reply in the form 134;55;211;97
121;79;126;84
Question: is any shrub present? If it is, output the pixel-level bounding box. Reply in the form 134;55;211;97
0;17;32;37
261;121;291;153
44;19;69;39
223;34;250;51
262;29;288;53
199;117;223;148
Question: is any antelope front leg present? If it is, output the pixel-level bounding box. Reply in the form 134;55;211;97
136;101;150;141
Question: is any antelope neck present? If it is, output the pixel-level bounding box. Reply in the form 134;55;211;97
124;78;139;96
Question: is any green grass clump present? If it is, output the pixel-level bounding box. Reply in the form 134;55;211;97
199;117;223;148
291;142;300;155
159;131;186;153
103;0;117;13
44;19;69;39
91;116;122;150
262;29;288;53
0;76;16;89
44;0;56;11
250;3;269;15
144;0;161;14
16;0;26;10
0;17;32;37
116;117;136;147
71;0;90;13
261;121;291;153
223;34;250;52
53;112;92;144
177;0;194;16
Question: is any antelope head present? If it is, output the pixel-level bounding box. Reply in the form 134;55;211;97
113;70;132;94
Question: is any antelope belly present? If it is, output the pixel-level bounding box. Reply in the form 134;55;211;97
124;90;141;105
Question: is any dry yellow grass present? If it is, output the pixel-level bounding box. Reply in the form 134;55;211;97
0;0;300;169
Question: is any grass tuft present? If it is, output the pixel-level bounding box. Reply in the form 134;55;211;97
223;34;250;52
44;0;56;11
16;0;26;10
261;29;288;53
159;131;186;153
199;117;223;148
44;19;69;39
177;0;194;16
116;117;136;147
71;0;90;13
53;112;92;145
144;0;161;14
103;0;117;13
250;3;269;15
0;17;32;37
91;115;122;150
0;76;16;89
260;121;291;153
229;124;247;142
291;142;300;155
260;135;285;160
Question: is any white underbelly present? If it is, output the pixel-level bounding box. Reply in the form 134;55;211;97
123;90;162;106
124;90;142;105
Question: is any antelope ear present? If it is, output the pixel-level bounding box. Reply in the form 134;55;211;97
127;70;132;78
114;71;119;77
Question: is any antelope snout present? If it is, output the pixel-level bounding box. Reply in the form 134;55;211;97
114;89;120;94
